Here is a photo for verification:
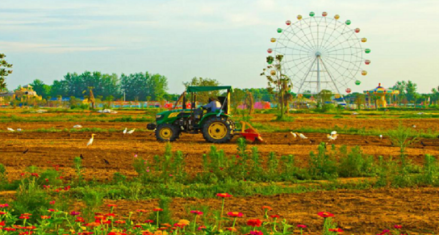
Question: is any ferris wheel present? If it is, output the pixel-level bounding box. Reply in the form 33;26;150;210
268;11;371;97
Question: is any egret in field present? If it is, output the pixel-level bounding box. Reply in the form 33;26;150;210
331;131;337;136
7;127;14;132
298;133;308;139
73;125;82;129
379;134;383;139
86;134;96;147
412;125;416;128
17;128;22;132
290;132;297;138
127;128;136;134
123;128;127;134
327;134;338;141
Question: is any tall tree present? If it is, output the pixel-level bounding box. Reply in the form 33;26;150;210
261;54;292;119
405;80;418;103
0;53;13;91
30;79;51;99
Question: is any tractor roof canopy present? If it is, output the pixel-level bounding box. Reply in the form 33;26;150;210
186;86;232;93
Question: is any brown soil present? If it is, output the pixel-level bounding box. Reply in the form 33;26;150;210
94;187;439;234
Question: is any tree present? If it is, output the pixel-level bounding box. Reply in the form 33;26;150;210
0;53;13;90
30;79;51;99
392;81;407;106
405;80;418;103
261;55;292;119
432;86;439;105
183;77;220;104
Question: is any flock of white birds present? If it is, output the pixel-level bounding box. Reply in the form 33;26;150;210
6;125;136;147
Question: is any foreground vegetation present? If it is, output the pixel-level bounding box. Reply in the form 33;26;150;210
0;133;438;234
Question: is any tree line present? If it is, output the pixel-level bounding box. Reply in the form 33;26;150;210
28;71;169;101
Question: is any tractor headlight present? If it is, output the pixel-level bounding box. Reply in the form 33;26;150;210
156;114;162;119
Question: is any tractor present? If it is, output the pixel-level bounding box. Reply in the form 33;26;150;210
146;86;263;143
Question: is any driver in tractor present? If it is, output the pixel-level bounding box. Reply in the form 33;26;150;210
202;97;221;113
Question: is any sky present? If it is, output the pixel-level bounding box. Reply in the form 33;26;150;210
1;0;438;94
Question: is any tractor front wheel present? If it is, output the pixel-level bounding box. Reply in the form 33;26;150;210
202;117;233;143
155;124;180;142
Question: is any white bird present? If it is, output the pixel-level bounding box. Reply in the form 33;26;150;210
327;134;338;141
17;128;22;132
412;125;416;128
123;128;127;134
127;128;136;134
73;125;82;129
290;132;297;138
298;133;308;139
331;131;337;136
7;127;14;132
379;134;383;139
86;134;96;147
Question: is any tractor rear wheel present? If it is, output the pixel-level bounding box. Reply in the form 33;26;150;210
202;117;233;143
155;124;180;142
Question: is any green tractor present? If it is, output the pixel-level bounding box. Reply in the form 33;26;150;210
147;86;263;143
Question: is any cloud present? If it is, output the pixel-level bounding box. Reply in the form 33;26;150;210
0;41;111;53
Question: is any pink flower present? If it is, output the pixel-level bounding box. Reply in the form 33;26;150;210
227;212;243;217
250;231;263;235
190;210;203;215
394;225;402;229
0;204;8;208
297;224;307;228
217;193;232;198
70;211;81;216
50;201;55;205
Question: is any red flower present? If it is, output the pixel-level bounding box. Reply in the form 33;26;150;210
394;225;402;229
270;214;280;219
216;193;232;198
114;220;126;224
30;173;39;178
261;206;272;211
78;232;94;235
297;224;307;228
3;228;16;231
153;208;163;212
0;221;5;226
75;217;85;222
0;204;8;208
41;215;51;219
19;216;30;219
198;225;207;231
190;210;203;215
48;209;57;212
329;228;344;233
136;209;148;213
227;212;243;217
49;201;55;205
0;212;6;215
247;219;262;227
318;212;334;218
107;204;117;207
105;213;116;217
144;219;154;223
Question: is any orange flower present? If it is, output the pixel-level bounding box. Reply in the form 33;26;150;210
137;209;148;213
270;214;280;219
114;220;126;224
261;206;272;211
226;227;237;232
41;215;51;219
